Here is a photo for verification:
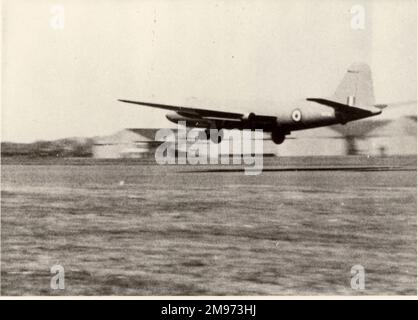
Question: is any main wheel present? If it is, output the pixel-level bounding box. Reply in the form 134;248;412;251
205;128;223;144
271;131;285;144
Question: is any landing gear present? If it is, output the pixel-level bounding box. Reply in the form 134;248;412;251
271;130;285;144
204;128;223;144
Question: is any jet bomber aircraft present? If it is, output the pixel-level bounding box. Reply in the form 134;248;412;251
119;63;385;144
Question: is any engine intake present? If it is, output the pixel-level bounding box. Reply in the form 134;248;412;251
242;112;256;122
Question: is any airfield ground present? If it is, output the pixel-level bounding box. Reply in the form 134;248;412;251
1;156;416;295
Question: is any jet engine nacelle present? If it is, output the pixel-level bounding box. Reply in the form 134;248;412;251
241;112;256;128
242;112;256;122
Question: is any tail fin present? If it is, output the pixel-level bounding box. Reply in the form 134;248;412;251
333;62;375;107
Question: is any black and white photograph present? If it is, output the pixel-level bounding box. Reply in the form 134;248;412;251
0;0;417;298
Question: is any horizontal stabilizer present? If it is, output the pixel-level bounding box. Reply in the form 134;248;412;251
307;98;381;116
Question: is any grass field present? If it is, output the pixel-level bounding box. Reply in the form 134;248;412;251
1;156;416;295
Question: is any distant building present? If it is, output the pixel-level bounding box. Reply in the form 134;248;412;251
92;129;161;159
92;128;277;159
278;115;416;156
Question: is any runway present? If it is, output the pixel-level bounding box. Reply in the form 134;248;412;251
1;156;416;295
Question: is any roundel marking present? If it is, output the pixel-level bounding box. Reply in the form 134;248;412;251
291;109;302;122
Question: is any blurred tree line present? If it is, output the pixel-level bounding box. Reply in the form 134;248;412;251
1;138;94;158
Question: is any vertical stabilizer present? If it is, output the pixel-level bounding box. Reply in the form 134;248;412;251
333;63;375;107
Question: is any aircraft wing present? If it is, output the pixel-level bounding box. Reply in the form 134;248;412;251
118;99;245;119
118;99;278;130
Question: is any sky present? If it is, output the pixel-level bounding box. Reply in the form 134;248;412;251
1;0;416;142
